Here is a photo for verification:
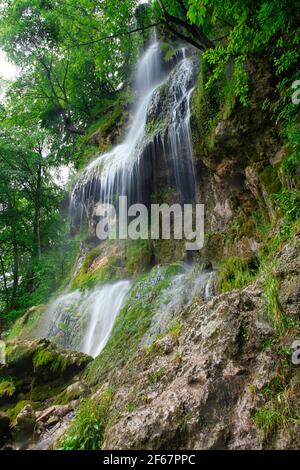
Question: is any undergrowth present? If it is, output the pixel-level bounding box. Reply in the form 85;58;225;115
60;389;113;450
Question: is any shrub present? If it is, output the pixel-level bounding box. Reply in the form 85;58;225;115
60;389;113;450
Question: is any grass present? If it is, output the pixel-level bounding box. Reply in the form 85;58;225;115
125;402;137;413
254;404;282;442
60;388;113;450
148;367;166;384
216;256;259;293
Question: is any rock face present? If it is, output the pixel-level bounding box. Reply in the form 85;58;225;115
98;238;300;450
191;57;282;264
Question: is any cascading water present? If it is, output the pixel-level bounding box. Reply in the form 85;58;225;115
69;38;198;227
34;37;213;359
34;281;131;357
142;265;214;345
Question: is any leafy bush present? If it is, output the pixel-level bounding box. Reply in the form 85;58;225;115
60;389;113;450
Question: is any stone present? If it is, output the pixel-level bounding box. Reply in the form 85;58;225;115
13;404;36;443
97;237;300;450
54;381;90;405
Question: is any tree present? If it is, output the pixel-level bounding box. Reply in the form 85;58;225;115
0;0;142;136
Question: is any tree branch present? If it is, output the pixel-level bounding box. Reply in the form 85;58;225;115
71;22;163;48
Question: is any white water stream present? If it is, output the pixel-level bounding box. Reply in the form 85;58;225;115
36;36;212;358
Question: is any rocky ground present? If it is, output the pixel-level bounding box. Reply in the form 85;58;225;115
0;339;91;449
1;232;299;450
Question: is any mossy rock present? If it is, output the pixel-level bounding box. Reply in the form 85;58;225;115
216;256;259;293
32;346;92;383
2;339;50;377
259;165;282;195
71;243;125;290
6;305;46;341
1;400;35;423
54;381;90;406
0;339;92;409
86;263;183;385
30;378;74;402
125;239;153;276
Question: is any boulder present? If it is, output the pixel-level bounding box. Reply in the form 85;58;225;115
13;404;36;443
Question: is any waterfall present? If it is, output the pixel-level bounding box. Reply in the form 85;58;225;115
33;38;208;359
34;281;131;357
81;282;131;357
69;39;197;227
142;265;214;345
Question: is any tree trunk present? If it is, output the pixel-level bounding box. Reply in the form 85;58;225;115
10;226;19;307
0;252;9;310
33;149;42;260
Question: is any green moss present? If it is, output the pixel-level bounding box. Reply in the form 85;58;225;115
30;380;67;402
6;305;46;341
191;58;219;155
216;256;259;293
54;385;84;406
191;57;237;158
125;239;152;275
1;400;32;422
71;246;123;290
59;389;113;450
259;165;282;195
86;264;182;385
33;349;75;379
168;320;181;338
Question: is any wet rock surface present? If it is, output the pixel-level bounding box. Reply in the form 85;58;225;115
1;237;300;450
99;239;300;450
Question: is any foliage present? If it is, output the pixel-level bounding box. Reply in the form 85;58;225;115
282;124;300;177
254;403;282;442
60;389;113;450
0;0;141;135
153;0;300;113
0;380;16;400
216;256;259;293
